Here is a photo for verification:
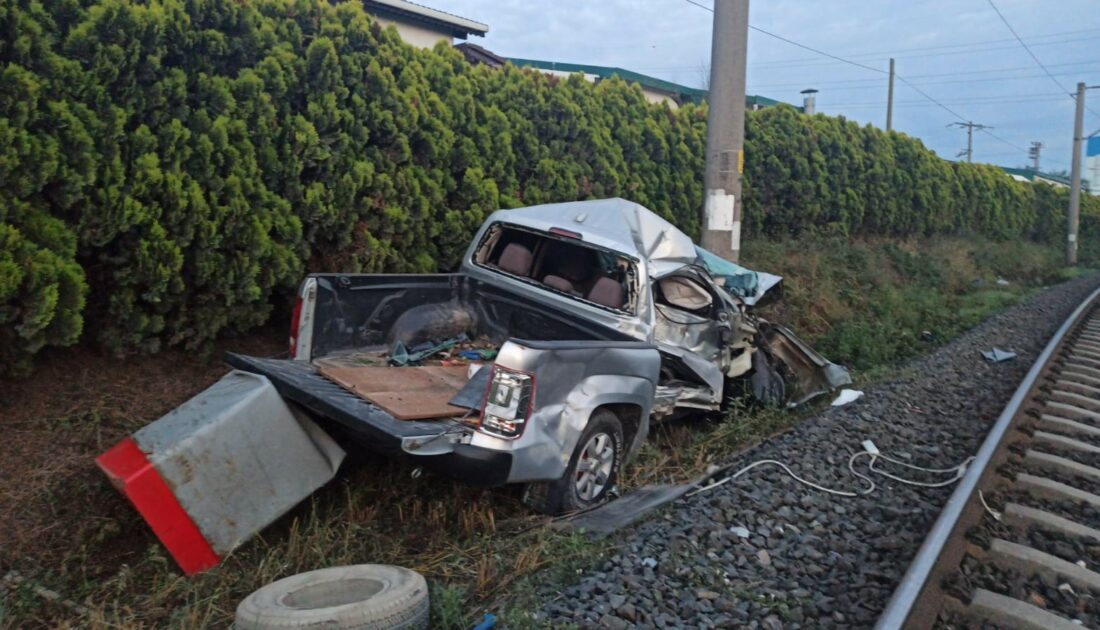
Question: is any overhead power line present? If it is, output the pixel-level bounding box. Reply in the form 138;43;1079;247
985;0;1100;120
747;68;1100;93
896;76;965;121
680;0;1046;162
749;34;1100;70
679;0;885;75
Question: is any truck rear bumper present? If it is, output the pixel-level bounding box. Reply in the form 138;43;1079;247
420;444;513;487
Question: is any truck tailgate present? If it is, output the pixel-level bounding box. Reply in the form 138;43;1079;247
225;353;450;454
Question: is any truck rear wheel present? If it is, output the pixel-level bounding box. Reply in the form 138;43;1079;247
524;409;623;515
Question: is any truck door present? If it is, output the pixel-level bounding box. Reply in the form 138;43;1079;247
650;271;731;397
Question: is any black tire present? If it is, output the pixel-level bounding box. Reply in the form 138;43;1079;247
235;564;429;629
524;408;623;515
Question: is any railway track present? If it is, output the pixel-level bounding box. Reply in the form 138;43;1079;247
878;287;1100;629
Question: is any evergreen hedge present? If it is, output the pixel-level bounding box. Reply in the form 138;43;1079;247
2;0;1097;373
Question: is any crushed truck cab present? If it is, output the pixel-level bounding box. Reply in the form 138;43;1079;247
228;198;849;514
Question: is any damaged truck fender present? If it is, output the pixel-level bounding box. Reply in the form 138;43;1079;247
475;339;661;483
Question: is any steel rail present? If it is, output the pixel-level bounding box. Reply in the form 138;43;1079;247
875;285;1100;630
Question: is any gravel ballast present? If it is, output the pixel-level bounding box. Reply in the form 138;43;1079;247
535;274;1100;629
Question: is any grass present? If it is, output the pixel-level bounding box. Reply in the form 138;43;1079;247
0;235;1089;629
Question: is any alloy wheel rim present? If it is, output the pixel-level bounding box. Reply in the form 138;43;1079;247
575;432;615;501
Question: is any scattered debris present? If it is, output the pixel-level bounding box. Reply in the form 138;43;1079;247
981;348;1017;363
729;525;751;538
831;389;865;406
472;613;498;630
389;335;465;366
552;483;695;536
995;277;1011;286
641;557;658;569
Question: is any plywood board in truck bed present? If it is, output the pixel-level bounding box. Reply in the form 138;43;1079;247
313;361;470;420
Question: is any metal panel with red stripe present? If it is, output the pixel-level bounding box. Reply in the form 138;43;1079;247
96;370;345;575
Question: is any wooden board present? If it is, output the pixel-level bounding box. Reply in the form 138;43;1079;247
313;362;470;420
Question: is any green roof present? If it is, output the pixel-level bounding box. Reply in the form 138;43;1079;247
1000;166;1072;187
507;57;798;111
507;57;709;102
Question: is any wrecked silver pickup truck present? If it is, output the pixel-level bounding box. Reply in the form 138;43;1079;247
228;198;848;514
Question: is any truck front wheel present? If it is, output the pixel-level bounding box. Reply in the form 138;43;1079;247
524;409;623;515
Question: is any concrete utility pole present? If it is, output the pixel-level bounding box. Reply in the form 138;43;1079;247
1028;141;1042;172
886;58;895;132
702;0;750;262
950;121;991;163
1068;82;1086;266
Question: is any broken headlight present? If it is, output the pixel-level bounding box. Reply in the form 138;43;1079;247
480;366;535;438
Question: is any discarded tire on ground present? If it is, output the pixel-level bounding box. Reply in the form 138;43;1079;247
235;564;429;629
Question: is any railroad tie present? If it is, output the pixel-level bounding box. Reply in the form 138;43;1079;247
988;538;1100;592
1038;415;1100;439
1051;377;1100;398
966;588;1082;630
1032;431;1100;455
1048;390;1100;414
1024;450;1100;484
1002;503;1100;543
1015;473;1100;508
1044;400;1100;423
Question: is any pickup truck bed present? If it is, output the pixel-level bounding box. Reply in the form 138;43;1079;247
226;352;515;485
225;353;444;451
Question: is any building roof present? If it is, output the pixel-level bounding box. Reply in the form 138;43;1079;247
363;0;487;39
506;57;796;110
747;94;787;108
454;42;507;68
1000;166;1073;187
507;57;708;103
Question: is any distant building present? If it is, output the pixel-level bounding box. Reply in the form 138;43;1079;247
507;58;794;112
454;42;507;68
363;0;487;49
746;94;799;112
1000;166;1087;191
1088;137;1100;194
508;58;706;109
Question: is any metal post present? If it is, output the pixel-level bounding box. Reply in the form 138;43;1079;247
950;121;989;163
1068;81;1086;266
1029;141;1042;172
702;0;749;262
886;57;895;132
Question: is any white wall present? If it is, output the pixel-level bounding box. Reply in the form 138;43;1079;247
639;87;678;109
372;16;451;49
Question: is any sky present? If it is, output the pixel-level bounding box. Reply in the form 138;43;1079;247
426;0;1100;173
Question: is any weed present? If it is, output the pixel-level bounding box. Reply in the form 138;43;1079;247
429;583;467;630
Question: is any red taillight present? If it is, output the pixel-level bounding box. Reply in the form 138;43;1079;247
549;227;583;239
478;365;536;439
288;296;303;357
